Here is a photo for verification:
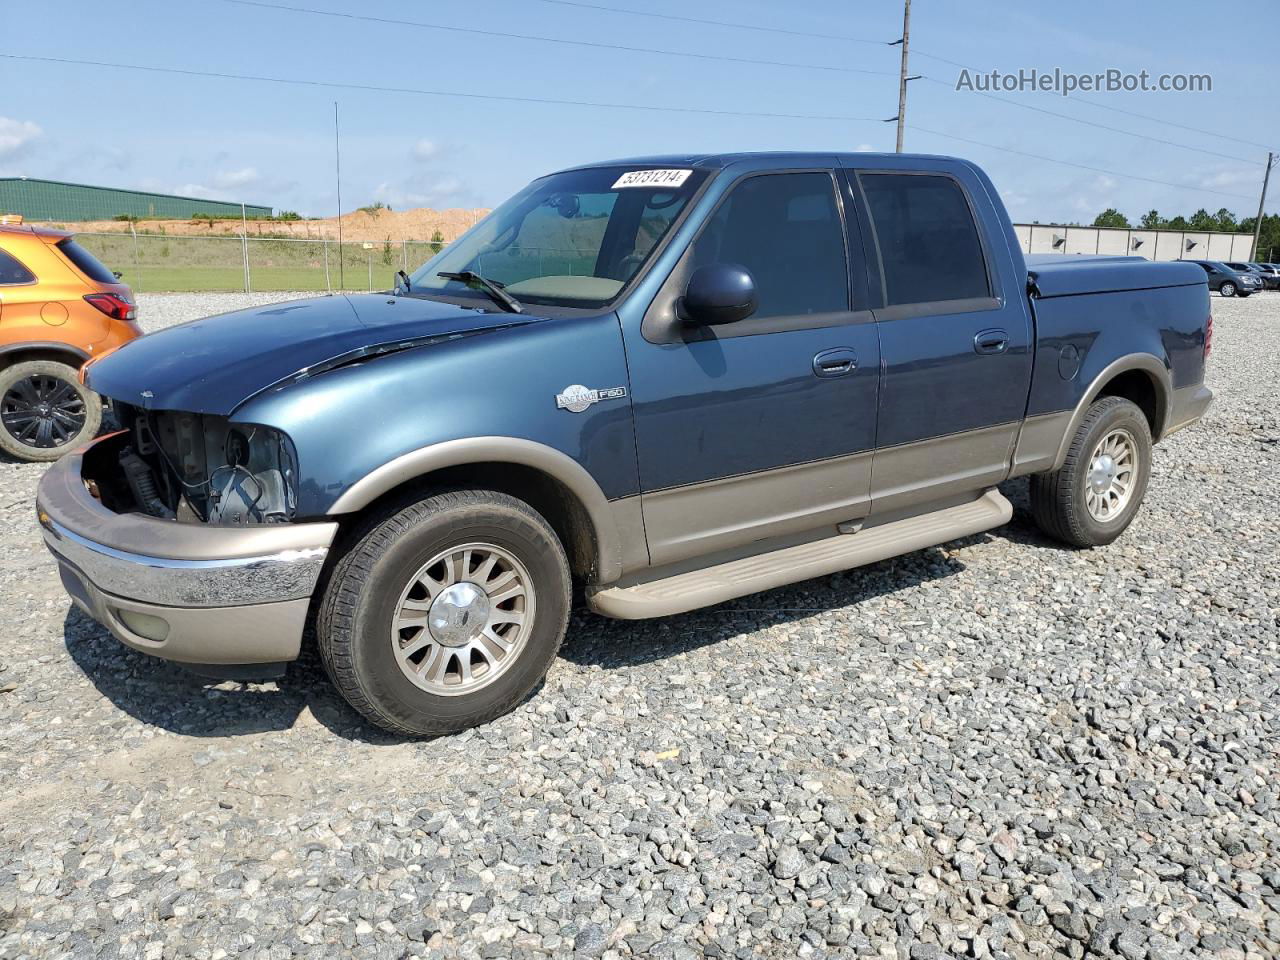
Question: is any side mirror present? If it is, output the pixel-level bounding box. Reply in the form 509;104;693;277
679;263;757;325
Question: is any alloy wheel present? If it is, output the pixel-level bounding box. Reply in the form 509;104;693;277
1;374;87;449
1084;428;1139;522
390;542;536;696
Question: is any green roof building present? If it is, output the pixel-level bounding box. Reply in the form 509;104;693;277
0;177;272;221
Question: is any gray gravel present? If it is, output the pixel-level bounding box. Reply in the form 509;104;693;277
1;291;1277;959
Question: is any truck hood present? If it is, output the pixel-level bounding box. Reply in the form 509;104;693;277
84;293;543;415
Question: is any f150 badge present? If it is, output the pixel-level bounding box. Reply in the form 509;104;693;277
555;384;628;413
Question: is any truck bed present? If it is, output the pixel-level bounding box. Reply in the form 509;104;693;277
1027;254;1207;299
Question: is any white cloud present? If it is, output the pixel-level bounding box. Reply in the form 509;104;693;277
171;182;234;201
1066;174;1120;216
855;143;875;152
1203;167;1259;191
169;167;291;204
212;167;261;190
0;117;42;158
410;139;438;162
372;176;468;209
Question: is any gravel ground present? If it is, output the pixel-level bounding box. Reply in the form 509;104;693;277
1;291;1277;960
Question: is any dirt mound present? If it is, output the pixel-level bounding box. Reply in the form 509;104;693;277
50;207;492;243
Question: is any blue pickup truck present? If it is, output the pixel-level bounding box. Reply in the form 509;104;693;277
37;152;1213;735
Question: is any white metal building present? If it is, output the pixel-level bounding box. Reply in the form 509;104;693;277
1012;223;1258;262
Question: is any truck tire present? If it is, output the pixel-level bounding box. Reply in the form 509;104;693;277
0;360;102;462
1029;396;1152;548
317;489;571;736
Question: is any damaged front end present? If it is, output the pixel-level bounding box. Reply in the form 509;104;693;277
91;405;299;526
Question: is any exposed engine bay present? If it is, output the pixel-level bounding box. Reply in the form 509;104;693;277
88;404;298;525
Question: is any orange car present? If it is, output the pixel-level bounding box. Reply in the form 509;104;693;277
0;216;140;461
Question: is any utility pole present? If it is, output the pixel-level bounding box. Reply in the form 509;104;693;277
334;101;344;290
889;0;919;152
240;202;250;294
1251;151;1275;261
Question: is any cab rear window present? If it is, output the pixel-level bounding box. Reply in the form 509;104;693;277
57;238;117;283
0;249;35;285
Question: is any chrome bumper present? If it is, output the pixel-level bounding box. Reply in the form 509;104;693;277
37;436;338;664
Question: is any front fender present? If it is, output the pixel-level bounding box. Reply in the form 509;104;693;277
328;435;630;583
232;314;638;580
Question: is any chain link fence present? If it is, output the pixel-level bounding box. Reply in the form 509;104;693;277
74;231;451;294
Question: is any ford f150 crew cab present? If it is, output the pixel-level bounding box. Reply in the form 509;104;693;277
37;152;1214;735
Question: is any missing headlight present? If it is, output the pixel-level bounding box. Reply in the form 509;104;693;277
205;424;298;525
130;408;300;525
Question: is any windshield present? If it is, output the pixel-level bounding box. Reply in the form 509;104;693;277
408;166;707;308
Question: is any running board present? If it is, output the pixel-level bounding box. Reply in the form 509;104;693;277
587;488;1012;619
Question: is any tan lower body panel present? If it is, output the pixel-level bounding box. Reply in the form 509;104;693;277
1009;410;1073;478
868;423;1019;515
588;488;1012;619
640;451;873;567
1163;383;1213;439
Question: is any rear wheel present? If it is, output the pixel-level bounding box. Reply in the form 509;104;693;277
317;489;571;736
1030;396;1152;547
1219;281;1237;297
0;360;102;462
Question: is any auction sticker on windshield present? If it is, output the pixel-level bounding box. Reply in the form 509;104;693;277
612;169;693;189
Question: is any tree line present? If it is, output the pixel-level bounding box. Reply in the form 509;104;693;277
1091;208;1280;260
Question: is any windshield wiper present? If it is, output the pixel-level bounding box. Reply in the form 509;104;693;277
437;270;523;314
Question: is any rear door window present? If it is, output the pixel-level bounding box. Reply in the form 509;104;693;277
860;173;990;307
57;238;117;284
0;249;35;285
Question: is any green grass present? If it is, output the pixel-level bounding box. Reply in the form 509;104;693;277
76;233;405;293
122;266;335;293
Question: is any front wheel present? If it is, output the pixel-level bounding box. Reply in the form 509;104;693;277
317;489;571;736
0;360;102;462
1219;281;1237;297
1030;396;1152;547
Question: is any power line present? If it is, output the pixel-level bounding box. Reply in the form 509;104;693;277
247;0;1263;172
913;49;1278;154
469;1;1279;160
519;0;889;46
918;77;1259;165
908;125;1259;203
226;0;899;78
0;52;887;123
2;53;1260;206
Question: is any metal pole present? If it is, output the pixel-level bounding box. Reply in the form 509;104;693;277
1250;152;1275;261
894;0;912;153
129;222;141;292
334;101;344;290
240;202;251;293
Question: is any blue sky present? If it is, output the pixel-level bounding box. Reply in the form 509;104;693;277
2;0;1276;224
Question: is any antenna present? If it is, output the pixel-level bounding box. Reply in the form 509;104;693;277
334;100;344;290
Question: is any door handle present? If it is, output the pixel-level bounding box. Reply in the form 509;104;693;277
812;348;857;378
974;328;1009;355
